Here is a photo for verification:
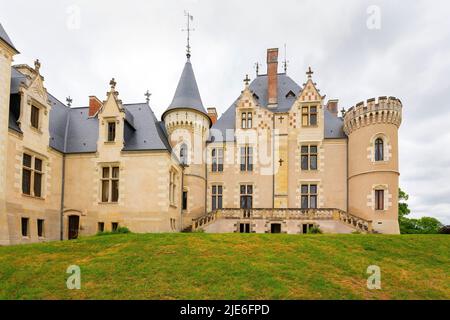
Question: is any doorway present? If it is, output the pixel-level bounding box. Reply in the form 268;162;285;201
68;215;80;240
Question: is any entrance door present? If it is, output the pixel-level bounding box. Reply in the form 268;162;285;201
68;216;80;240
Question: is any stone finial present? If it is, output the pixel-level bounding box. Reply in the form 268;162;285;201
109;78;117;90
145;90;152;104
243;74;251;87
306;66;314;79
66;96;73;107
34;59;41;72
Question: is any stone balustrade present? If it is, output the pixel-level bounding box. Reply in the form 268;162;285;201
192;208;373;233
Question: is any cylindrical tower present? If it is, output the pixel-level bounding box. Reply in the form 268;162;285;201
344;97;402;234
163;57;211;228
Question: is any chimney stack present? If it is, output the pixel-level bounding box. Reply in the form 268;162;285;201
89;96;103;117
267;48;279;106
326;100;339;117
207;107;218;125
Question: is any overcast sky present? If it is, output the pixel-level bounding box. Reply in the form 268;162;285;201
1;0;449;223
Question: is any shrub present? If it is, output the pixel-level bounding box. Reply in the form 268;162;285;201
97;227;131;236
307;226;323;234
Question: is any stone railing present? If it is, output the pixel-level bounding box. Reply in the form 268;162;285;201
192;208;373;233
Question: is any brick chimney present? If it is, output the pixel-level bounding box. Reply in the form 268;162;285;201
326;99;339;117
267;48;279;106
89;96;103;117
207;107;218;125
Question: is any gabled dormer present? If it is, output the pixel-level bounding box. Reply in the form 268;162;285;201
235;75;259;131
96;78;126;156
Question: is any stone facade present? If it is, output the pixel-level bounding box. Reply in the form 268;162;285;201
0;24;403;245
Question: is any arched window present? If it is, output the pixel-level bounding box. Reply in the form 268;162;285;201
375;138;384;161
180;144;188;165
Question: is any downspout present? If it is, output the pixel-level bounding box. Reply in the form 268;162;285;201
180;164;185;231
272;115;275;208
60;109;70;240
346;137;349;213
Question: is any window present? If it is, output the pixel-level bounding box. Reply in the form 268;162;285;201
240;185;253;209
182;191;188;210
107;122;116;142
239;223;251;233
21;217;29;237
240;146;253;172
111;222;119;232
212;185;223;211
180;144;188;165
98;222;105;233
271;223;282;234
169;169;177;206
211;148;224;172
301;184;318;209
101;165;119;203
241;113;247;129
247;113;252;128
30;105;40;129
302;223;315;234
301;145;318;170
375;138;384;161
22;153;43;198
37;219;44;237
301;106;318;126
375;190;384;210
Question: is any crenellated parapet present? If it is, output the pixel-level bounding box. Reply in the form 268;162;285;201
343;96;402;135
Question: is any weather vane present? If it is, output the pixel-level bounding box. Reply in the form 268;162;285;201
182;11;194;59
283;44;289;73
66;96;72;107
254;62;260;76
145;90;152;104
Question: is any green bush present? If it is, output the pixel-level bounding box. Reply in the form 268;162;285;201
97;227;131;236
307;226;323;234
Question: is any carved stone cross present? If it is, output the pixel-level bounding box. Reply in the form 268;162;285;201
279;158;284;167
244;74;251;86
306;66;314;79
110;78;117;90
278;116;284;123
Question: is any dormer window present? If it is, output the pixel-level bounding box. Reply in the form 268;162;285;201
302;106;318;127
241;112;252;129
30;105;40;129
107;121;116;142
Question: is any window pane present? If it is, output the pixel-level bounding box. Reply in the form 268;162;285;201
240;185;246;195
111;180;119;202
302;107;308;114
31;106;39;129
310;114;317;126
22;169;31;195
310;106;317;113
301;155;309;170
301;185;309;194
34;158;42;171
218;186;223;194
301;146;309;154
102;180;109;202
112;167;119;179
21;218;29;237
301;196;308;209
108;122;116;142
212;185;217;195
102;167;110;178
310;146;317;154
34;172;42;197
302;115;309;126
23;154;32;167
37;219;44;237
310;155;317;170
212;161;217;172
310;185;318;194
310;195;317;209
218;164;223;172
218;196;223;209
212;196;217;211
247;185;253;194
212;149;216;157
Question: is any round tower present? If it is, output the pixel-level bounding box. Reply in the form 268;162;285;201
162;57;211;228
343;97;402;234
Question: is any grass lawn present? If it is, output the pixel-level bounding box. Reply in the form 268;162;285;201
0;233;448;300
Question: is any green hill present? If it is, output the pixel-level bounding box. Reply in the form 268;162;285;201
0;234;448;300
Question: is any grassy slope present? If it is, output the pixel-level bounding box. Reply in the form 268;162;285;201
0;234;448;300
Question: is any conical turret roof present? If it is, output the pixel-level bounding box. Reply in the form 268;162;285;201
163;58;208;118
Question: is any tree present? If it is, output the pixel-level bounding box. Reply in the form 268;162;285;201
398;188;443;234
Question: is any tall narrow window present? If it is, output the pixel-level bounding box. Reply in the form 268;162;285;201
21;217;29;237
101;165;119;203
169;169;177;206
301;184;318;209
182;191;188;210
112;222;119;232
247;112;253;128
240;185;253;209
98;222;105;233
240;146;253;172
180;144;188;165
22;154;43;198
241;113;247;129
301;106;318;126
211;148;224;172
30;105;40;129
107;122;116;142
375;190;384;210
301;145;318;170
212;185;223;211
375;138;384;161
37;219;44;238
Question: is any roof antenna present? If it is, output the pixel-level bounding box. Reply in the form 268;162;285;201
283;43;289;74
182;11;195;59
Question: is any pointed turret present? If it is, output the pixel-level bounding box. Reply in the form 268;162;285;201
163;58;208;120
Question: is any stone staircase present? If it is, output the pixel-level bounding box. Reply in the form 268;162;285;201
189;208;373;234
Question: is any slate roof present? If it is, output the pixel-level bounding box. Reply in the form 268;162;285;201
163;58;208;118
0;23;18;53
209;73;346;142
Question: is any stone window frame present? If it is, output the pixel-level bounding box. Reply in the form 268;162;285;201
300;144;318;171
211;148;224;172
241;112;253;129
368;184;391;212
300;183;318;209
301;105;318;127
369;133;391;163
22;151;45;199
107;121;116;142
211;184;223;211
99;163;120;204
27;98;47;134
240;146;254;172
